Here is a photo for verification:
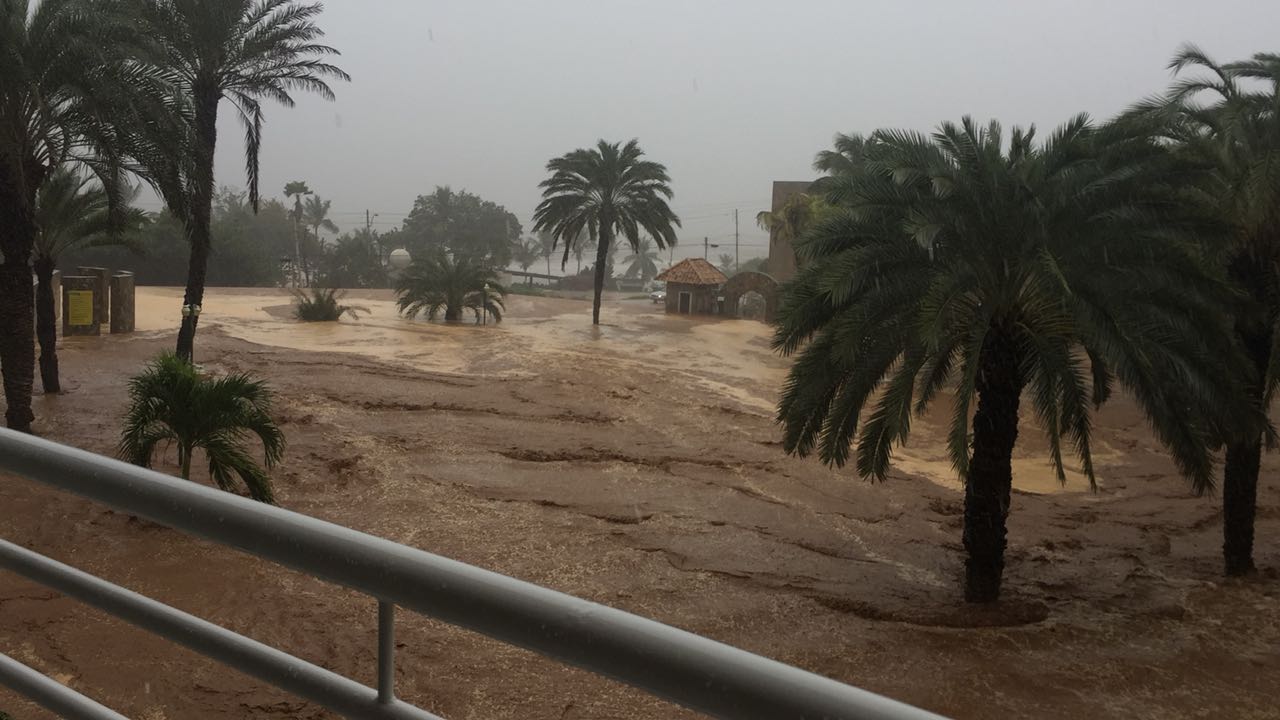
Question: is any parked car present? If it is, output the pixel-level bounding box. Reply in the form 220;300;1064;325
650;290;666;303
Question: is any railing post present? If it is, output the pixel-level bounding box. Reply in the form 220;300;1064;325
378;600;395;704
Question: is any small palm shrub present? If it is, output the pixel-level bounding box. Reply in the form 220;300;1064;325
395;250;507;323
293;287;369;321
119;354;285;503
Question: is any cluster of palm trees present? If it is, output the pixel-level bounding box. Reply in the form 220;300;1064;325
0;0;348;433
284;181;341;287
775;45;1280;602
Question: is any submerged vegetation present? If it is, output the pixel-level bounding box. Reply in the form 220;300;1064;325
395;250;507;324
292;287;369;322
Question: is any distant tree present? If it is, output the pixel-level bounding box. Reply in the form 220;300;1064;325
293;287;368;321
534;140;680;323
120;353;285;503
396;250;507;323
121;1;349;362
737;256;768;275
777;117;1253;603
570;229;589;274
717;253;736;276
624;237;662;281
511;237;541;284
284;181;312;285
401;186;521;267
318;230;387;288
303;195;339;246
34;168;147;393
537;230;556;279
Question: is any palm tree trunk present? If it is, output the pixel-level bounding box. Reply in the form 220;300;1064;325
177;84;219;363
963;328;1022;603
592;224;612;325
180;444;193;480
34;255;59;393
0;176;37;432
1223;322;1269;576
1223;438;1260;575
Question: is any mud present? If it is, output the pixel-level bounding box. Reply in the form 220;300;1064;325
1;287;1278;719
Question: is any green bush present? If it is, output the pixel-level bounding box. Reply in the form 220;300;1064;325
119;353;285;503
292;287;369;321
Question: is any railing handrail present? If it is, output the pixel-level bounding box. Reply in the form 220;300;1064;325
0;429;944;720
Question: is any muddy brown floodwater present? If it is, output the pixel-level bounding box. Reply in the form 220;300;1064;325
2;288;1278;719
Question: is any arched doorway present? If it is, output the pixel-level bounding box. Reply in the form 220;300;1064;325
738;290;766;320
719;271;779;322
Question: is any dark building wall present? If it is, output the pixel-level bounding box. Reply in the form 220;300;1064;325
664;283;719;315
767;180;813;282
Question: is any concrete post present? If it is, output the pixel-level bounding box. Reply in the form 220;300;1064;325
62;276;101;336
76;267;111;327
109;273;135;334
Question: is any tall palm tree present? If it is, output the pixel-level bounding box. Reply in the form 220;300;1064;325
0;0;135;431
624;237;662;281
777;116;1255;602
120;352;285;503
33;167;147;393
284;180;312;286
124;1;348;362
302;193;338;285
533;139;680;324
1131;46;1280;575
395;249;507;324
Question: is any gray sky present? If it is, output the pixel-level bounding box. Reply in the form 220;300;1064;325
187;0;1280;264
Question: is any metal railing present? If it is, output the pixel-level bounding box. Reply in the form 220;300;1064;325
0;429;944;720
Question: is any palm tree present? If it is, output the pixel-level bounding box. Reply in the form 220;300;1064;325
570;228;589;274
0;0;135;431
624;237;662;281
533;139;680;324
120;353;285;503
777;117;1254;603
756;192;818;253
284;181;312;286
302;193;339;284
811;132;868;194
292;287;368;321
512;237;541;284
395;250;507;323
716;253;736;276
1131;46;1280;575
537;230;556;279
123;2;349;362
33;167;147;393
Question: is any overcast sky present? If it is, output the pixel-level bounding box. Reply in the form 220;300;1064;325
182;0;1280;263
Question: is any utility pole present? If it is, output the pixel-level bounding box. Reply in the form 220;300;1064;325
704;236;709;260
734;209;739;272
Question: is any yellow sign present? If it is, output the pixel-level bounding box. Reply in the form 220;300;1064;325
67;290;94;326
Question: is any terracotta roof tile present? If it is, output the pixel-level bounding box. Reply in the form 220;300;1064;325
655;258;728;285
